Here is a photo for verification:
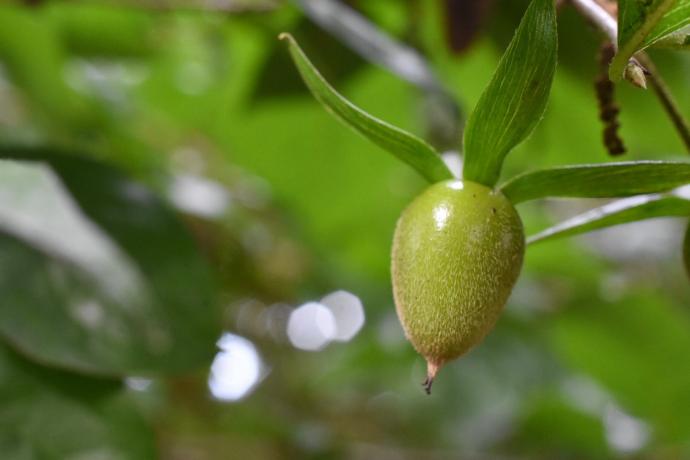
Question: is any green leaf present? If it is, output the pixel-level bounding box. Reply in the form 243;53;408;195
610;0;677;81
46;3;156;58
501;161;690;204
0;148;219;376
642;1;690;49
0;7;99;131
650;24;690;49
280;33;453;184
462;0;557;187
0;344;156;459
528;189;690;244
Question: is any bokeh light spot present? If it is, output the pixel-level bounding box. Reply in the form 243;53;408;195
319;290;365;342
287;302;336;351
209;333;263;402
169;174;230;218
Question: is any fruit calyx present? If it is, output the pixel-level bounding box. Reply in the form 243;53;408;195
422;361;440;395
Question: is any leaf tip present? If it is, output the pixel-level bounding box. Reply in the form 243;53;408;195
278;32;293;44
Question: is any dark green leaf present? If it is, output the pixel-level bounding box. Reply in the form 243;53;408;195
0;148;219;376
280;33;453;184
528;189;690;244
501;161;690;204
610;0;677;81
0;344;155;459
462;0;557;187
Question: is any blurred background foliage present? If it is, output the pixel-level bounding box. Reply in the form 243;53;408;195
1;0;690;459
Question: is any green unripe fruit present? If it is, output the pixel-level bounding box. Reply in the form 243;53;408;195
391;180;524;393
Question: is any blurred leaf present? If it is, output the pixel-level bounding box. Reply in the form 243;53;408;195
280;33;453;183
0;148;219;375
528;190;690;244
0;6;98;131
550;292;690;442
501;161;690;204
683;218;690;276
463;0;557;187
508;395;609;459
206;29;426;282
0;344;155;459
610;0;688;80
45;4;156;58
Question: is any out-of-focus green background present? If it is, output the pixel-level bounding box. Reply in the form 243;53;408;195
1;0;690;458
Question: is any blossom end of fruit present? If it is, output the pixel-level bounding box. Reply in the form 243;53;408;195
422;361;441;395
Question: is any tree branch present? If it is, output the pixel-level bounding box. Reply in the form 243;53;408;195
637;54;690;153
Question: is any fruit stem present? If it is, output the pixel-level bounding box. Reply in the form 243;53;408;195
422;361;440;395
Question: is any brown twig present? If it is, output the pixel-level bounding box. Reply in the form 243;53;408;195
637;54;690;153
595;43;626;156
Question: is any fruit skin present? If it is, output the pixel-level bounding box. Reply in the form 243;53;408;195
391;180;524;390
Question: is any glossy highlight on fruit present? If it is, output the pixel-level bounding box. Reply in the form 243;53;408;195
391;180;524;393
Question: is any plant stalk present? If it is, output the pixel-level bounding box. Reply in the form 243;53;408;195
637;54;690;153
570;0;617;44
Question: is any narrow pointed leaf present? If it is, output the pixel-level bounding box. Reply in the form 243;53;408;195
280;33;453;183
610;0;680;81
528;189;690;244
501;161;690;204
463;0;557;187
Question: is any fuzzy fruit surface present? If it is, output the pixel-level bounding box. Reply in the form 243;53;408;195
392;180;524;371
